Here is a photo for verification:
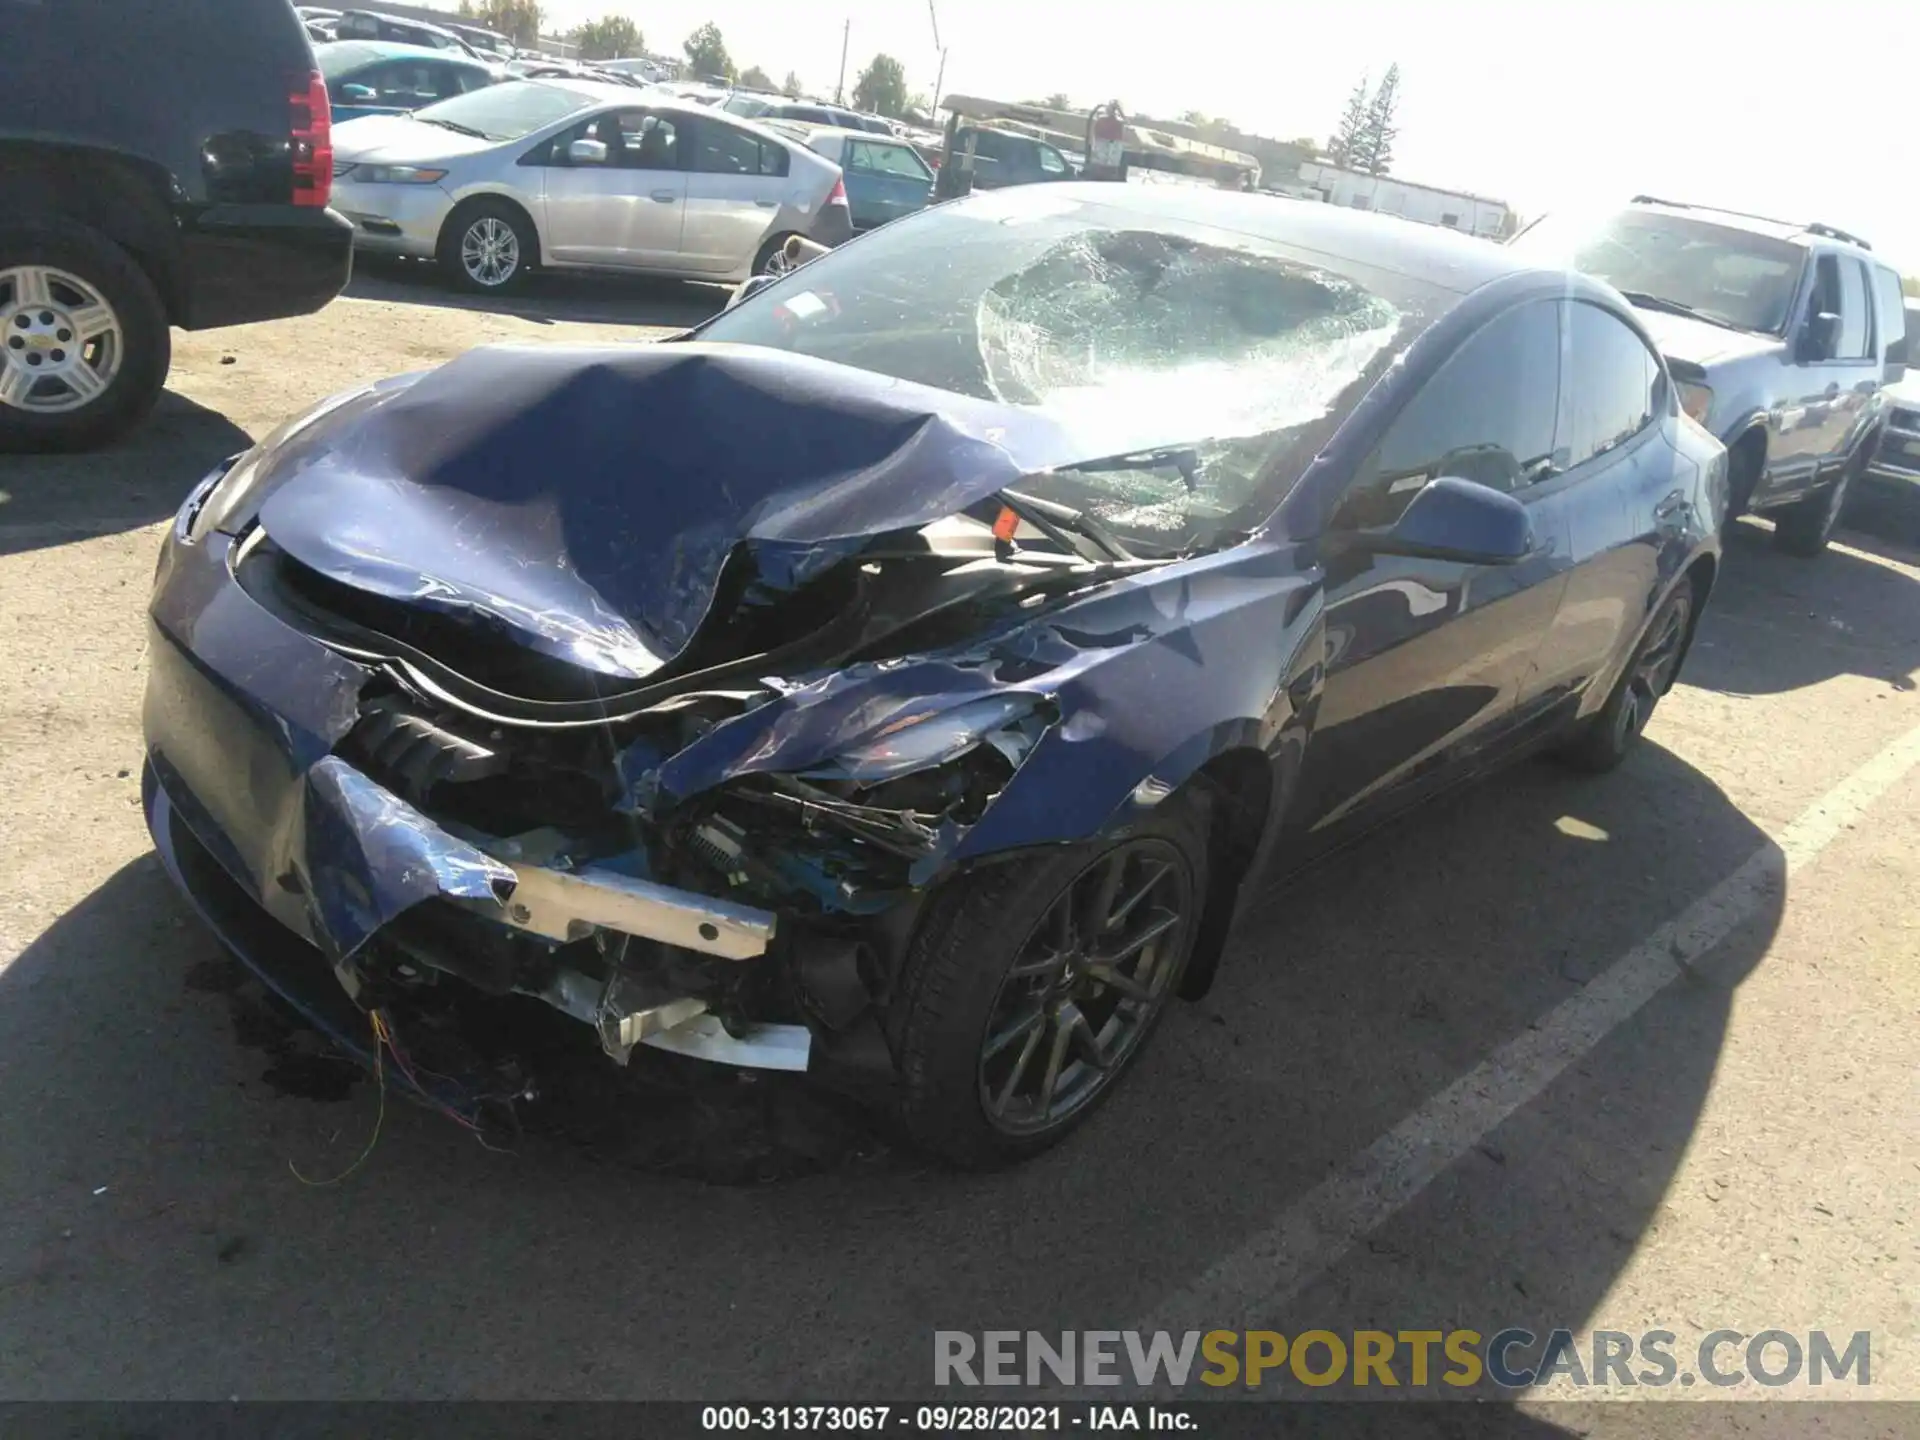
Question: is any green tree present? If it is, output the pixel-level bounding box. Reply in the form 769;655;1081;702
1326;74;1369;169
851;53;908;117
1043;92;1072;110
781;70;803;97
683;22;735;82
1905;274;1919;299
570;14;639;60
457;0;542;48
738;64;775;91
1355;62;1401;176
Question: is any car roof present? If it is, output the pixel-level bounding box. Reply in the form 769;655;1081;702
1628;198;1876;256
530;80;820;150
984;183;1541;294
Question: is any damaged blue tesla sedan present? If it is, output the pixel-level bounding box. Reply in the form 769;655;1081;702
143;184;1726;1166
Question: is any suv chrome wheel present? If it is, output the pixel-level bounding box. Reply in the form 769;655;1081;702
0;265;122;414
460;217;520;287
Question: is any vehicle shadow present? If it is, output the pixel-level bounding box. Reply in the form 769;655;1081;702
346;256;730;332
0;737;1779;1402
0;391;248;558
1682;516;1920;694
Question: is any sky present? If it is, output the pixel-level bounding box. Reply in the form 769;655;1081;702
524;0;1920;271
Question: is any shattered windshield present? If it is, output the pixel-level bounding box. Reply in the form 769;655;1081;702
699;189;1440;548
1512;210;1805;335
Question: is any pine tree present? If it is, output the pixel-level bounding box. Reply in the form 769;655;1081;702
1356;63;1401;176
1327;75;1370;169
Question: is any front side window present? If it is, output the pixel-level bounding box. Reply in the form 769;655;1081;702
1558;301;1659;468
1038;146;1068;175
1340;300;1561;529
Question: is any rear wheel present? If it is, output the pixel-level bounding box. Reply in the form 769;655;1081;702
0;221;169;454
752;231;800;277
1771;445;1863;557
438;200;535;294
1556;583;1693;773
887;798;1209;1168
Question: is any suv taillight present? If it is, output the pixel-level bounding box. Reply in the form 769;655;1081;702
827;176;849;208
291;70;333;208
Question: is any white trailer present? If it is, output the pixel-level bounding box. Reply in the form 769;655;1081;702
1295;162;1515;240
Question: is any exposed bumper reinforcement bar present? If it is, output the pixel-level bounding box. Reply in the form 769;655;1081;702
494;862;778;960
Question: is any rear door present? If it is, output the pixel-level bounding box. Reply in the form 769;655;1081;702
678;116;790;273
842;137;933;229
1296;297;1572;839
538;109;687;267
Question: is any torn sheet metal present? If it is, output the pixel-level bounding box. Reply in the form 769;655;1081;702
248;343;1094;682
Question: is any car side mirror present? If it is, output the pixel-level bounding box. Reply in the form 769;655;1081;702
568;137;609;165
339;83;377;102
1350;476;1535;566
1801;310;1840;363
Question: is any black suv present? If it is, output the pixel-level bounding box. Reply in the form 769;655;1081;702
0;0;352;451
1511;198;1907;556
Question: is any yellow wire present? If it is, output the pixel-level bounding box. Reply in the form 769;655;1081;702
289;1011;388;1186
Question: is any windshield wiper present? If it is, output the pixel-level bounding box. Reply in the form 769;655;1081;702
1065;446;1202;492
417;117;491;138
1617;291;1746;333
996;489;1134;563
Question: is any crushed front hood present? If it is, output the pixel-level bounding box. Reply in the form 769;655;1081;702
255;343;1083;681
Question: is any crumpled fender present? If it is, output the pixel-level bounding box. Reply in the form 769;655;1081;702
147;529;514;962
648;542;1322;869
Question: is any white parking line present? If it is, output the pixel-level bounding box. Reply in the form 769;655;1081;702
1129;716;1920;1338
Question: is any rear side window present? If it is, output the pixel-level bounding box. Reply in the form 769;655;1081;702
1558;301;1660;468
356;60;453;105
687;120;789;176
1874;267;1910;366
1341;298;1561;528
1834;257;1871;359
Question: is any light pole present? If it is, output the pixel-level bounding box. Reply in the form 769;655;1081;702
834;18;850;105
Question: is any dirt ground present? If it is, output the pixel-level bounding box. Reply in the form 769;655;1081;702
3;266;1920;1423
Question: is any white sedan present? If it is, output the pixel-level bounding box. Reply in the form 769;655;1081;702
329;78;854;291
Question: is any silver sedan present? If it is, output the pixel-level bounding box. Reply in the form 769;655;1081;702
329;78;854;292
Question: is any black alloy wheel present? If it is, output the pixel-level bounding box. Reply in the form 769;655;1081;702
1558;584;1693;773
977;837;1192;1136
886;796;1209;1168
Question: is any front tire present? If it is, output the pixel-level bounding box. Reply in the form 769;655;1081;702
887;797;1209;1169
0;221;169;454
1556;583;1694;774
438;200;535;294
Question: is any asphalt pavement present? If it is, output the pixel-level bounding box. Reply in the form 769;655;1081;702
2;273;1918;1421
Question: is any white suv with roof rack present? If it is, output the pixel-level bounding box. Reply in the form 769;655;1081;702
1511;197;1908;556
